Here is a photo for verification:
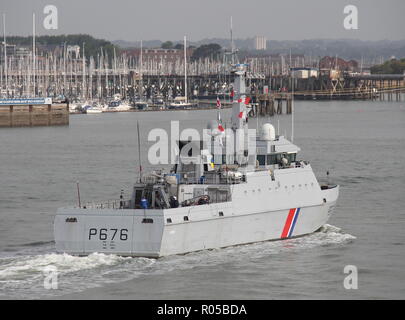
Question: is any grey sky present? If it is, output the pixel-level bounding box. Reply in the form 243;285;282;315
0;0;404;42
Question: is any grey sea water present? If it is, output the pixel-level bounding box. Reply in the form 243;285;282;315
0;99;404;299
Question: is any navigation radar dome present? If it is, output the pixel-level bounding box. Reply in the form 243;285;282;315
260;123;276;141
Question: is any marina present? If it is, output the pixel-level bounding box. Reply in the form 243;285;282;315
1;26;404;117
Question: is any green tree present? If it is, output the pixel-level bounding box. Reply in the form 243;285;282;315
6;34;119;60
191;43;222;61
371;58;405;74
161;41;173;49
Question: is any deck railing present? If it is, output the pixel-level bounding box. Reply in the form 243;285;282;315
79;199;131;210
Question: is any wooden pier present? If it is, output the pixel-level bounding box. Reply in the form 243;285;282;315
0;99;69;128
252;93;292;117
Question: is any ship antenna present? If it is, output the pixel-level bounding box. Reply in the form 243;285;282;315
230;16;234;65
76;181;81;208
291;60;294;143
137;121;143;182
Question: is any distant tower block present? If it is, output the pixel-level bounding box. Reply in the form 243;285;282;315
254;36;267;50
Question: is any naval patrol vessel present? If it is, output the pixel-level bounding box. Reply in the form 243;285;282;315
54;64;339;257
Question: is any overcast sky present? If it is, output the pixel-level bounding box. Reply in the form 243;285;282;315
0;0;404;42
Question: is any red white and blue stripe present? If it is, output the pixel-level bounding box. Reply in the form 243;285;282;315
281;208;301;239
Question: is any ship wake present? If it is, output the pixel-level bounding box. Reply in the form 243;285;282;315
0;224;354;299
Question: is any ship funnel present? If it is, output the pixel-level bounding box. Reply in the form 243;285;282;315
260;123;276;141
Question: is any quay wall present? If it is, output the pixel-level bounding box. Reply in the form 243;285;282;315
0;104;69;128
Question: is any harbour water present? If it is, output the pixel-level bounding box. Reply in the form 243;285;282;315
0;99;404;299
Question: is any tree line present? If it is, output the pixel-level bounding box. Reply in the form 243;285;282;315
371;58;405;74
161;41;222;61
5;34;118;59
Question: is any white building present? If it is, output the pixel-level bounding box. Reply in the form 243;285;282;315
254;36;267;50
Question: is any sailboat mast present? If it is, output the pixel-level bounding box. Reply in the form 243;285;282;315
3;14;7;97
113;47;116;96
82;42;86;100
139;40;143;100
63;42;66;96
32;13;36;97
184;36;187;103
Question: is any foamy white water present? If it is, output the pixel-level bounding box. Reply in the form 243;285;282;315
0;225;354;299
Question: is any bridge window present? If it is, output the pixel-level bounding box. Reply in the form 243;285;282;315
267;154;281;165
257;155;266;166
134;189;143;208
287;153;297;162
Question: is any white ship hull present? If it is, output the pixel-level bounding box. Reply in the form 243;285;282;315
85;108;103;114
54;168;339;258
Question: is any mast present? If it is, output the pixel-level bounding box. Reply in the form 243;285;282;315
82;42;86;100
63;42;66;96
291;65;294;143
231;64;249;165
32;13;36;97
89;56;93;101
230;16;235;65
184;36;187;103
113;47;117;96
137;121;142;183
3;14;7;97
139;40;143;101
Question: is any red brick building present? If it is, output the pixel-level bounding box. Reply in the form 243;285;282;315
319;56;358;71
